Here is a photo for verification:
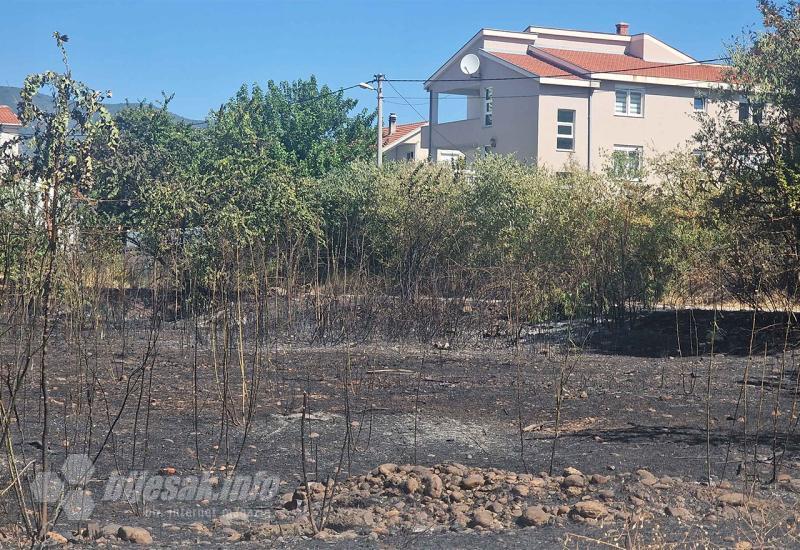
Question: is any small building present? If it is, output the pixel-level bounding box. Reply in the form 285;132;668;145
382;114;428;162
0;105;22;155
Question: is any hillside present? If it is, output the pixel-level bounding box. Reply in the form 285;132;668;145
0;86;203;126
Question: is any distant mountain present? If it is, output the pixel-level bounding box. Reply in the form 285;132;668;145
0;86;51;112
0;86;204;126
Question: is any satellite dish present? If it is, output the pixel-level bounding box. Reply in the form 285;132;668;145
460;54;481;75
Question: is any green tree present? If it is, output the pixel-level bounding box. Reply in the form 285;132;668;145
233;76;375;177
697;0;800;303
0;32;118;539
90;98;205;260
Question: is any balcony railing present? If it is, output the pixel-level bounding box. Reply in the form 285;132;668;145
422;118;483;151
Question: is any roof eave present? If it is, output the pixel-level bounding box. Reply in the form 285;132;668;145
591;72;730;89
478;49;538;78
425;28;539;88
539;77;600;88
383;126;424;152
527;46;588;77
524;25;631;43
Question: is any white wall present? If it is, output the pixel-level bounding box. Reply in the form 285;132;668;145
0;128;20;156
537;84;592;171
385;141;420;162
428;55;540;162
588;81;720;171
537;81;724;174
384;130;428;162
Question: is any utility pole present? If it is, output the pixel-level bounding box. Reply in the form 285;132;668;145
375;74;384;167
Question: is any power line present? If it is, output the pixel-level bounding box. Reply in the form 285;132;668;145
381;56;737;154
382;79;733;105
185;82;371;127
9;55;737;141
12;81;374;136
387;56;730;84
379;56;734;123
384;79;463;153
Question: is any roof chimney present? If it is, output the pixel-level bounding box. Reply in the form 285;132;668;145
388;113;397;135
615;21;629;35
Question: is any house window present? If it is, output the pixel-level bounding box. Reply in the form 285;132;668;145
693;96;707;112
483;87;493;126
738;101;750;122
611;145;644;179
556;109;575;151
738;101;763;124
752;103;763;125
615;88;644;116
406;151;414;161
692;149;705;167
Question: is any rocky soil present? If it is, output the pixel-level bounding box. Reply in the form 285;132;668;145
17;463;799;547
243;463;800;547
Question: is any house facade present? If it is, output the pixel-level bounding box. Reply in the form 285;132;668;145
383;114;428;162
0;105;22;155
423;23;729;174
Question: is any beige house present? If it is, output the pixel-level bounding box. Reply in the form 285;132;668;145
0;105;22;155
423;22;729;174
382;114;428;162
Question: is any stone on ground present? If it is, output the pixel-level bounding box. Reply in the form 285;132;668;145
117;526;153;545
572;501;608;519
470;509;496;529
461;473;484;490
215;511;249;527
519;505;552;527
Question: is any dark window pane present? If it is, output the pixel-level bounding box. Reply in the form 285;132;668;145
753;104;763;124
615;91;627;114
694;97;706;110
557;137;574;150
557;109;574;123
629;92;642;115
738;102;749;122
557;124;572;136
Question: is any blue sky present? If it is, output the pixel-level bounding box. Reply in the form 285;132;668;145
4;0;762;124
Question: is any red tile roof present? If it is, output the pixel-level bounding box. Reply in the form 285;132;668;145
383;121;427;148
490;52;582;79
536;48;728;82
0;105;21;126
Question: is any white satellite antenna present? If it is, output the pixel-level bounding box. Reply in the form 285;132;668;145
459;53;481;76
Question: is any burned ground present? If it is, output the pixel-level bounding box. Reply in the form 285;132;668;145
1;309;799;548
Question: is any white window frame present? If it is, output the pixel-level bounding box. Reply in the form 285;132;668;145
693;95;707;112
614;87;644;118
612;144;644;180
483;87;493;127
556;109;575;152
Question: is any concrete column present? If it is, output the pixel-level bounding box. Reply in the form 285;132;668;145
428;90;438;162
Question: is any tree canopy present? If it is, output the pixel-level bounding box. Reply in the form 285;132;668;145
696;0;800;303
